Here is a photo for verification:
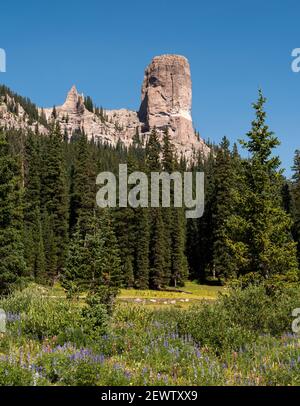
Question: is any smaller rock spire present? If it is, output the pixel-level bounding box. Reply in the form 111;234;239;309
62;85;83;113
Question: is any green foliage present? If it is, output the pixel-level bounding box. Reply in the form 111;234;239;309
0;284;299;386
84;95;94;113
24;132;46;282
81;297;109;339
225;90;298;280
41;123;69;280
69;132;96;235
291;149;300;264
0;285;83;339
0;131;27;293
63;210;121;293
0;361;34;386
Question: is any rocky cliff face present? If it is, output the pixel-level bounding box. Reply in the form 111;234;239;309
139;55;208;160
0;55;209;162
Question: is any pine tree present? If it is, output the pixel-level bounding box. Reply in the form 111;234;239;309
229;90;298;279
41;123;68;281
162;128;188;286
113;153;137;287
63;209;121;293
146;128;160;171
69;132;96;235
24;131;46;283
211;137;236;280
134;206;150;289
84;96;94;113
62;225;87;295
92;209;121;288
170;207;188;286
196;150;216;281
133;126;141;146
149;208;166;289
51;106;57;119
0;131;27;293
291;150;300;264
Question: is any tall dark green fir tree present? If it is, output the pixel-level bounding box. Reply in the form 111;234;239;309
0;131;27;293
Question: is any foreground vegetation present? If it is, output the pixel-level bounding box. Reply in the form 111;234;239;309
0;283;299;386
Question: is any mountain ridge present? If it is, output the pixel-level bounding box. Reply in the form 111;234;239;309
0;55;210;162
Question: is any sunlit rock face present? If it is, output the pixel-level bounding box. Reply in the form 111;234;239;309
138;55;209;160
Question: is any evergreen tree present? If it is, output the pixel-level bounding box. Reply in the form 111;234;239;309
24;132;46;282
196;150;216;281
134;206;150;289
69;133;96;235
41;123;68;281
229;90;298;279
146;128;160;171
62;224;87;295
291;150;300;263
84;96;94;112
0;131;27;293
93;209;121;287
162;128;188;286
211;137;236;280
149;208;166;289
63;209;121;293
170;207;188;286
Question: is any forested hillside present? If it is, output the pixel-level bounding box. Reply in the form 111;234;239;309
1;88;299;295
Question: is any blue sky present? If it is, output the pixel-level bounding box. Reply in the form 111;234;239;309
0;0;299;176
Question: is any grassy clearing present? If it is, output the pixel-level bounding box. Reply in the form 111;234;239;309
119;281;224;302
48;281;224;308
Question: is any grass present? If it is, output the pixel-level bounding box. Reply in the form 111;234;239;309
119;281;224;305
49;281;224;307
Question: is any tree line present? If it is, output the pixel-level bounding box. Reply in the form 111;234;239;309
0;89;299;294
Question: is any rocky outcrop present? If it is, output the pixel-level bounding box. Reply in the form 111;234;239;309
1;55;210;162
43;86;141;148
0;93;48;134
139;55;209;160
139;55;192;133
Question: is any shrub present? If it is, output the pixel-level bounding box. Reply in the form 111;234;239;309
150;284;300;352
220;284;300;336
0;361;33;385
81;294;109;340
0;285;83;339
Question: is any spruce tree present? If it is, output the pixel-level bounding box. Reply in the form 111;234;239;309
229;90;298;279
0;131;27;293
149;208;166;289
64;209;122;293
211;137;236;280
162;128;188;286
291;150;300;264
145;127;170;288
134;206;150;289
24;131;46;283
69;132;96;235
41;122;68;281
